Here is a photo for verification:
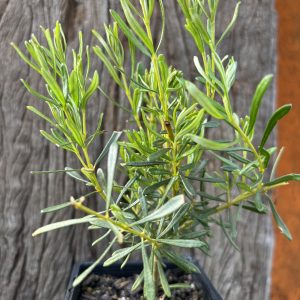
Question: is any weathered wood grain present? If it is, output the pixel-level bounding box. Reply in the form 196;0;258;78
0;1;276;299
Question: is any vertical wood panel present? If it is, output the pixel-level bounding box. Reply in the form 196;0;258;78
272;1;300;299
0;1;276;299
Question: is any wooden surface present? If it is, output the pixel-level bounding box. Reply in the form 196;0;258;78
271;1;300;299
0;1;276;299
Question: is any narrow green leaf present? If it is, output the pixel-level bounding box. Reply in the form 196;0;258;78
94;131;122;167
247;74;273;135
158;203;190;238
131;271;144;292
143;179;170;196
120;0;154;53
81;71;99;108
270;147;285;180
92;230;112;246
32;216;94;236
133;195;185;225
73;236;117;287
217;2;241;46
116;175;139;204
223;147;253;153
260;147;271;168
21;79;53;102
103;243;141;266
180;174;196;198
107;222;123;244
221;165;239;172
160;249;199;273
39;130;60;146
106;142;118;209
169;283;192;289
122;161;167;167
41;69;65;105
254;193;267;213
187;134;237;150
89;219;111;229
11;42;41;73
185;81;226;119
266;194;292;240
27;106;56;126
210;151;240;169
157;261;171;297
65;167;88;183
186;176;225;184
142;241;155;300
30;168;81;175
148;148;170;161
228;152;251;164
158;239;205;248
93;46;122;86
138;188;148;217
219;216;240;251
110;10;151;57
41;202;71;213
260;104;292;149
265;174;300;187
203;120;220;128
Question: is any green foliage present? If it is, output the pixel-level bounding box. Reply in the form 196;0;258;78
13;1;298;299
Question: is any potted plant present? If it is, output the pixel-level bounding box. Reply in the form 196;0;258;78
12;0;299;299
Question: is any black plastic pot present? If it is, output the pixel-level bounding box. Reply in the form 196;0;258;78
65;261;223;300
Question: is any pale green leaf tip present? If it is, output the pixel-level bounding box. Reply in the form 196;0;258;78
32;230;39;237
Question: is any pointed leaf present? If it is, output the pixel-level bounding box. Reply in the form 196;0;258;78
160;249;199;273
142;241;155;300
92;230;112;246
185;81;226;119
158;239;205;248
106;142;118;209
159;203;190;238
120;0;154;53
94;131;122;166
157;261;171;297
247;74;273;135
27;106;56;126
260;104;292;149
81;71;99;108
65;167;88;183
32;216;94;236
41;202;71;213
133;195;185;225
131;271;144;292
266;194;292;240
103;243;141;266
110;10;151;57
187;134;237;150
265;174;300;187
116;175;138;203
217;2;241;46
122;161;167;167
73;236;117;287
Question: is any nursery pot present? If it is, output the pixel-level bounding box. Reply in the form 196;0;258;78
64;261;223;300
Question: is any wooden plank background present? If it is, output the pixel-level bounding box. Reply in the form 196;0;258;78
0;1;277;299
271;1;300;299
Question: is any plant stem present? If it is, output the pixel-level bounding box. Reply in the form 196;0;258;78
216;182;288;213
72;200;158;246
233;122;265;173
153;253;159;295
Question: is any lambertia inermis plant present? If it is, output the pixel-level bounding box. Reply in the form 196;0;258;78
11;0;299;299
